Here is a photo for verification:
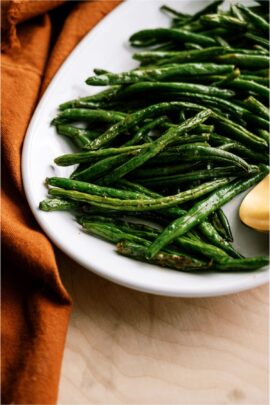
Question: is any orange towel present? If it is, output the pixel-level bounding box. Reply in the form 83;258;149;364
1;1;120;403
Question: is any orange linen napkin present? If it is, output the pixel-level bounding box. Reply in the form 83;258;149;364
1;1;120;403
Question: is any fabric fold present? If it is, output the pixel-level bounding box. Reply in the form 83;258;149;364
1;1;120;403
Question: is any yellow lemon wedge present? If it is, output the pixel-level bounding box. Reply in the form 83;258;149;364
239;174;269;232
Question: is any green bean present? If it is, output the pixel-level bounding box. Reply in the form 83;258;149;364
55;124;94;148
176;234;230;261
117;179;161;198
87;101;205;150
139;165;257;188
257;129;270;144
82;222;150;245
216;208;233;242
86;217;230;262
58;86;121;110
52;109;125;125
214;35;230;48
209;133;232;146
149;91;268;129
236;4;270;35
118;239;268;271
231;4;246;22
241;68;269;77
130;28;217;48
48;178;230;212
210;211;229;241
115;179;187;217
47;177;156;200
98;109;212;185
130;162;202;179
71;153;137;182
244;96;269;121
173;0;223;27
146;48;267;66
213;68;240;87
244;32;269;50
117;241;209;271
86;64;235;85
214;256;269;271
157;144;252;172
133;47;230;64
147;168;268;258
228;79;270;99
160;5;189;19
212;112;268;150
218;143;269;164
116;179;243;259
187;73;269;86
200;14;247;29
39;198;80;212
198;221;242;258
118;240;265;272
191;124;214;134
216;53;270;68
253;45;269;55
123;116;168;146
237;75;269;85
54;144;150;166
184;43;203;50
117;82;235;100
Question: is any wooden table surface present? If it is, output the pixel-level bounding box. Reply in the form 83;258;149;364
56;249;269;405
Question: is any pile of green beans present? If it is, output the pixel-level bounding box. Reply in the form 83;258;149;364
40;0;269;273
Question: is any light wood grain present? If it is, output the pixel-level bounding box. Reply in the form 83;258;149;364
56;249;269;405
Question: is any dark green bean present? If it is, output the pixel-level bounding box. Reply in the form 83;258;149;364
216;53;270;68
212;112;268;150
214;256;269;271
200;14;247;29
54;144;149;166
228;79;270;99
98;109;212;185
130;28;217;48
244;32;269;50
58;86;121;110
198;221;242;258
49;178;230;212
86;64;235;86
87;101;205;150
52;109;125;125
39;198;80;212
147;168;268;258
236;4;270;35
216;208;233;242
47;177;155;200
244;96;269;121
218;143;269;164
155;144;252;172
116;180;243;259
117;241;209;271
71;153;137;182
55;124;94;148
133;47;230;64
139;165;257;188
212;68;240;87
117;82;235;100
130;162;202;179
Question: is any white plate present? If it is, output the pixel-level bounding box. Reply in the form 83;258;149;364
22;0;269;297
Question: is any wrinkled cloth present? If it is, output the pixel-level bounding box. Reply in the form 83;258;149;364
1;1;119;403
